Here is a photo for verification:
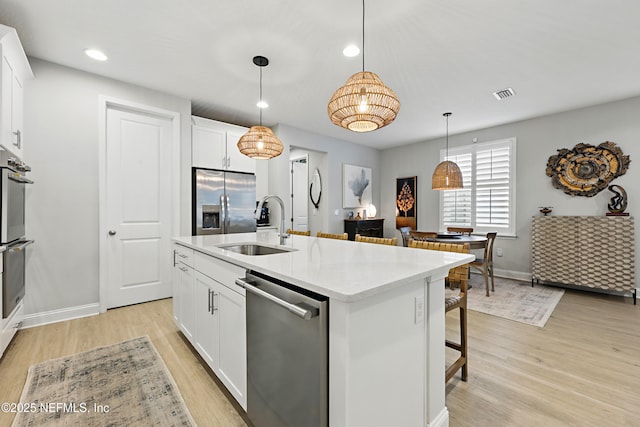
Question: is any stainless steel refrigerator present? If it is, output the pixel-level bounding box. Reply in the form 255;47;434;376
192;167;257;235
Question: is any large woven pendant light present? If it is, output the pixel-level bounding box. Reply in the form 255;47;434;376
432;112;463;190
237;56;284;159
327;0;400;132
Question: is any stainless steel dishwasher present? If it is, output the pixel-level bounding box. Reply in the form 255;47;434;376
235;270;328;427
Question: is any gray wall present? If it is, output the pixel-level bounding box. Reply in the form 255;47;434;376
24;58;191;317
271;124;380;235
380;96;640;280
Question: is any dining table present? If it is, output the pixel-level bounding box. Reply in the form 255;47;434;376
427;232;488;250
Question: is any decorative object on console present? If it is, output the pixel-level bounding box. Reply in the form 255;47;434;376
327;0;400;132
396;176;417;230
545;141;630;197
606;184;629;216
432;112;464;190
237;56;284;159
367;204;376;218
343;163;372;207
309;168;322;209
539;206;553;216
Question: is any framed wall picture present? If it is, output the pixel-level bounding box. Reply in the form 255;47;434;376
343;164;372;208
396;176;417;229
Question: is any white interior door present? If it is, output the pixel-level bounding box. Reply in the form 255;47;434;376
290;157;308;231
105;107;173;308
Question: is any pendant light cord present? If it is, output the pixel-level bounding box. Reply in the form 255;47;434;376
446;114;449;156
259;66;263;126
444;112;452;158
361;0;365;73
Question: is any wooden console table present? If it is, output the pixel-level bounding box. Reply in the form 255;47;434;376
531;216;636;304
344;218;384;241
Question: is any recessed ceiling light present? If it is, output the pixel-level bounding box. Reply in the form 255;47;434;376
256;100;268;109
343;44;360;57
85;49;108;61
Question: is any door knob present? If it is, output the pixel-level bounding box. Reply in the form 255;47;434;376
108;230;116;236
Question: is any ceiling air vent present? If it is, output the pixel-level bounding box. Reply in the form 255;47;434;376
493;87;515;100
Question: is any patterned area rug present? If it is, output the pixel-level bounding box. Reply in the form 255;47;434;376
449;275;565;327
12;336;195;427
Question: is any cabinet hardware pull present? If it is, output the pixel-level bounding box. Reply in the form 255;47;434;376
212;292;219;314
13;129;21;148
179;266;188;272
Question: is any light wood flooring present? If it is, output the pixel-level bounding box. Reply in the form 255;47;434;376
0;288;638;426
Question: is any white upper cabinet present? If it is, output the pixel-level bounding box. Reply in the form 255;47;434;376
0;25;33;161
192;116;256;174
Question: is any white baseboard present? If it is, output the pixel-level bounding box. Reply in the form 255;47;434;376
21;303;100;329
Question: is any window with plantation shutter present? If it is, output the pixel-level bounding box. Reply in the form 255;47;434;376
439;138;516;237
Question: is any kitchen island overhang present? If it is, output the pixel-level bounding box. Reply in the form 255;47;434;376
173;232;474;427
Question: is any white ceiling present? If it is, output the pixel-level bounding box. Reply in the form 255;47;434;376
1;0;640;149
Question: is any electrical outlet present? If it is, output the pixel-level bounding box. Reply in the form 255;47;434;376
415;296;424;324
496;248;503;257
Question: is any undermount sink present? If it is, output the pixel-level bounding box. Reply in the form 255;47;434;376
217;243;296;256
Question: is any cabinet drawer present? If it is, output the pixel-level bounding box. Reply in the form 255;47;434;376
173;243;194;268
194;251;246;295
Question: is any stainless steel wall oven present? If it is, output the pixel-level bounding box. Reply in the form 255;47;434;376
1;156;33;319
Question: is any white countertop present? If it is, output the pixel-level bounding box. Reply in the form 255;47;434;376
173;232;474;302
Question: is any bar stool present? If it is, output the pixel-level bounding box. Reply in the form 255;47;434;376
286;228;310;236
316;231;348;240
409;240;470;382
355;234;397;246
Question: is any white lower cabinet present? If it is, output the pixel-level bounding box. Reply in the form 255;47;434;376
173;244;195;341
173;244;247;410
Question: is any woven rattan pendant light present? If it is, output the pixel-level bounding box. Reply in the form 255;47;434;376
327;0;400;132
432;112;463;190
237;56;284;159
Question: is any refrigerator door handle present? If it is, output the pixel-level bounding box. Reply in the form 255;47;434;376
220;194;226;233
225;195;231;230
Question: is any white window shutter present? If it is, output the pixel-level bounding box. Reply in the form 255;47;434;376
439;138;516;236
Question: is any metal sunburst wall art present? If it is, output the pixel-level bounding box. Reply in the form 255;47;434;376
545;141;630;197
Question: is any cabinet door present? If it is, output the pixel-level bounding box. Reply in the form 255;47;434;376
10;72;22;155
172;258;180;324
531;216;579;283
1;56;12;150
0;56;24;159
216;284;247;409
194;272;219;368
192;124;226;169
226;130;256;173
178;263;195;341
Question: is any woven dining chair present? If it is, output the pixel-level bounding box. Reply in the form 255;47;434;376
355;234;397;246
447;227;473;236
408;230;438;242
286;228;311;236
470;232;497;296
409;240;470;382
398;227;412;247
316;231;348;240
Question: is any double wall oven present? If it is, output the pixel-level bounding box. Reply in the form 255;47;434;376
1;155;33;319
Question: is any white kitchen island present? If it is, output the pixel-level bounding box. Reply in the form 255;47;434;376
173;232;473;427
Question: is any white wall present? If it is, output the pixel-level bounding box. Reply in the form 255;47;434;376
271;124;380;235
23;58;191;317
381;96;640;280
